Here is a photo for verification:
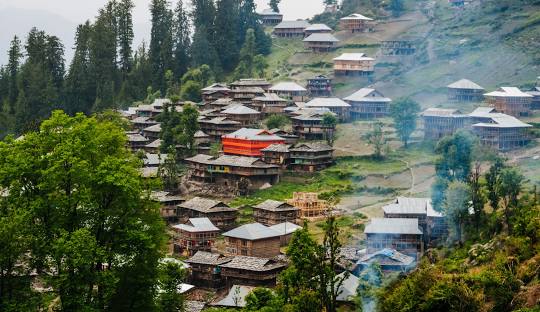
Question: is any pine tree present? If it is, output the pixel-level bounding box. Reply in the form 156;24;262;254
7;36;22;114
269;0;280;12
214;0;240;71
150;0;174;93
191;0;216;30
117;0;134;76
238;0;272;55
172;0;191;79
190;26;221;74
234;28;257;78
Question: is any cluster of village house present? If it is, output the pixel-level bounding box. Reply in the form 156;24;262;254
118;9;540;310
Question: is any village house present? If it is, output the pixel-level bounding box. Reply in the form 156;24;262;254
268;128;299;145
135;104;160;118
252;200;300;226
201;83;231;103
222;223;281;258
307;75;332;97
143;153;168;168
198;116;242;142
269;82;308;102
184;154;281;190
172;218;221;256
212;285;254;308
447;79;485;102
126;133;149;151
527;86;540;109
258;8;283;26
343;87;392;119
221;128;286;157
381;40;416;56
335;272;361;303
131;116;158;131
287;192;329;219
421;108;469;140
273;20;311;38
470;107;532;151
303;33;340;52
340;13;375;33
269;222;302;246
484;87;533;117
289;142;334;172
260;143;291;169
177;197;238;230
251;93;289;115
382;197;447;243
150;191;185;224
291;110;337;140
364;218;424;259
209;98;239;110
219;256;288;287
355;248;415;273
229;87;266;104
305;97;351;121
185;251;232;288
333;53;375;76
220;105;261;126
142;123;161;141
144;139;161;153
304;23;333;36
230;79;272;91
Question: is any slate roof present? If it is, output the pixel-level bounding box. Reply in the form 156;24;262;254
201;83;230;92
364;218;423;235
222;223;281;240
127;133;149;142
185;251;232;265
211;98;237;106
253;93;289;102
144;153;168;166
145;139;161;149
185;154;280;169
253;199;298;212
357;248;415;266
143;123;162;133
220;256;287;271
230;79;271;88
289;142;333;152
343;88;391;103
484;87;533;98
333;53;374;62
221;105;260;115
199;117;241;125
270;82;307;92
194;130;209;138
185;301;205;312
340;13;374;21
260;143;291;153
173;218;220;232
222;128;284;141
150;191;184;203
305;23;332;32
229;87;266;94
303;33;340;43
179;197;236;213
305;97;350;108
269;222;302;235
212;285;255;308
274;20;311;29
447;79;484;90
335;272;360;302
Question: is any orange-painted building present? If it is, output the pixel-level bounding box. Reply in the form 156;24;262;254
222;128;286;157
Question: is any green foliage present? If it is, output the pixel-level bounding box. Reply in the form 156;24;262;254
389;97;420;148
234;29;268;79
157;261;187;312
265;114;290;130
365;121;388;159
444;181;471;243
389;0;405;17
322;113;338;146
269;0;280;12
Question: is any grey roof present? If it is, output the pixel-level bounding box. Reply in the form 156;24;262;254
145;139;161;148
357;248;415;266
291;110;335;121
343;88;391;103
222;223;281;240
472;114;532;128
185;251;232;265
143;123;162;133
131;116;158;125
253;199;298;212
447;79;484;90
335;272;360;302
223;128;284;141
253;93;289;102
340;13;374;21
150;191;184;203
144;153;168;166
220;256;286;271
199;117;241;125
364;218;423;235
383;197;442;217
260;143;291;153
151;98;172;108
194;130;209;138
179;197;236;213
469;107;496;117
211;98;237;106
306;97;350;108
212;285;255;308
127;133;150;142
172;218;220;232
139;166;158;178
270;82;307;92
305;23;332;31
201;83;230;92
221;105;260;115
290;142;333;152
303;33;340;43
333;53;374;62
484;87;533;98
421;108;467;117
185;301;205;312
185;154;280;169
274;20;311;29
260;8;282;16
230;79;271;87
269;222;302;235
229;86;266;94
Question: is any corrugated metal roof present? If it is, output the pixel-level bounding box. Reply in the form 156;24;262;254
303;33;339;42
221;105;260;115
333;53;374;61
185;251;232;265
223;128;284;141
447;79;484;90
289;142;333;152
421;108;466;117
173;217;220;232
212;285;255;307
305;23;332;31
473;114;532;128
274;20;311;29
269;222;301;235
179;197;237;213
259;8;281;15
335;272;360;302
484;87;533;98
357;248;415;266
343;88;391;102
340;13;374;21
306;97;351;107
222;223;280;240
260;143;291;153
469;107;496;117
270;82;307;92
364;218;423;235
253;199;297;211
253;93;288;102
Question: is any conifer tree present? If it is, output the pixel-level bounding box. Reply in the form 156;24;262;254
117;0;135;76
172;0;191;79
7;36;22;114
190;26;221;74
150;0;174;93
214;0;240;71
269;0;280;12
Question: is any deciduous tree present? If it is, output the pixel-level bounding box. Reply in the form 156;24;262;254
389;97;420;148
